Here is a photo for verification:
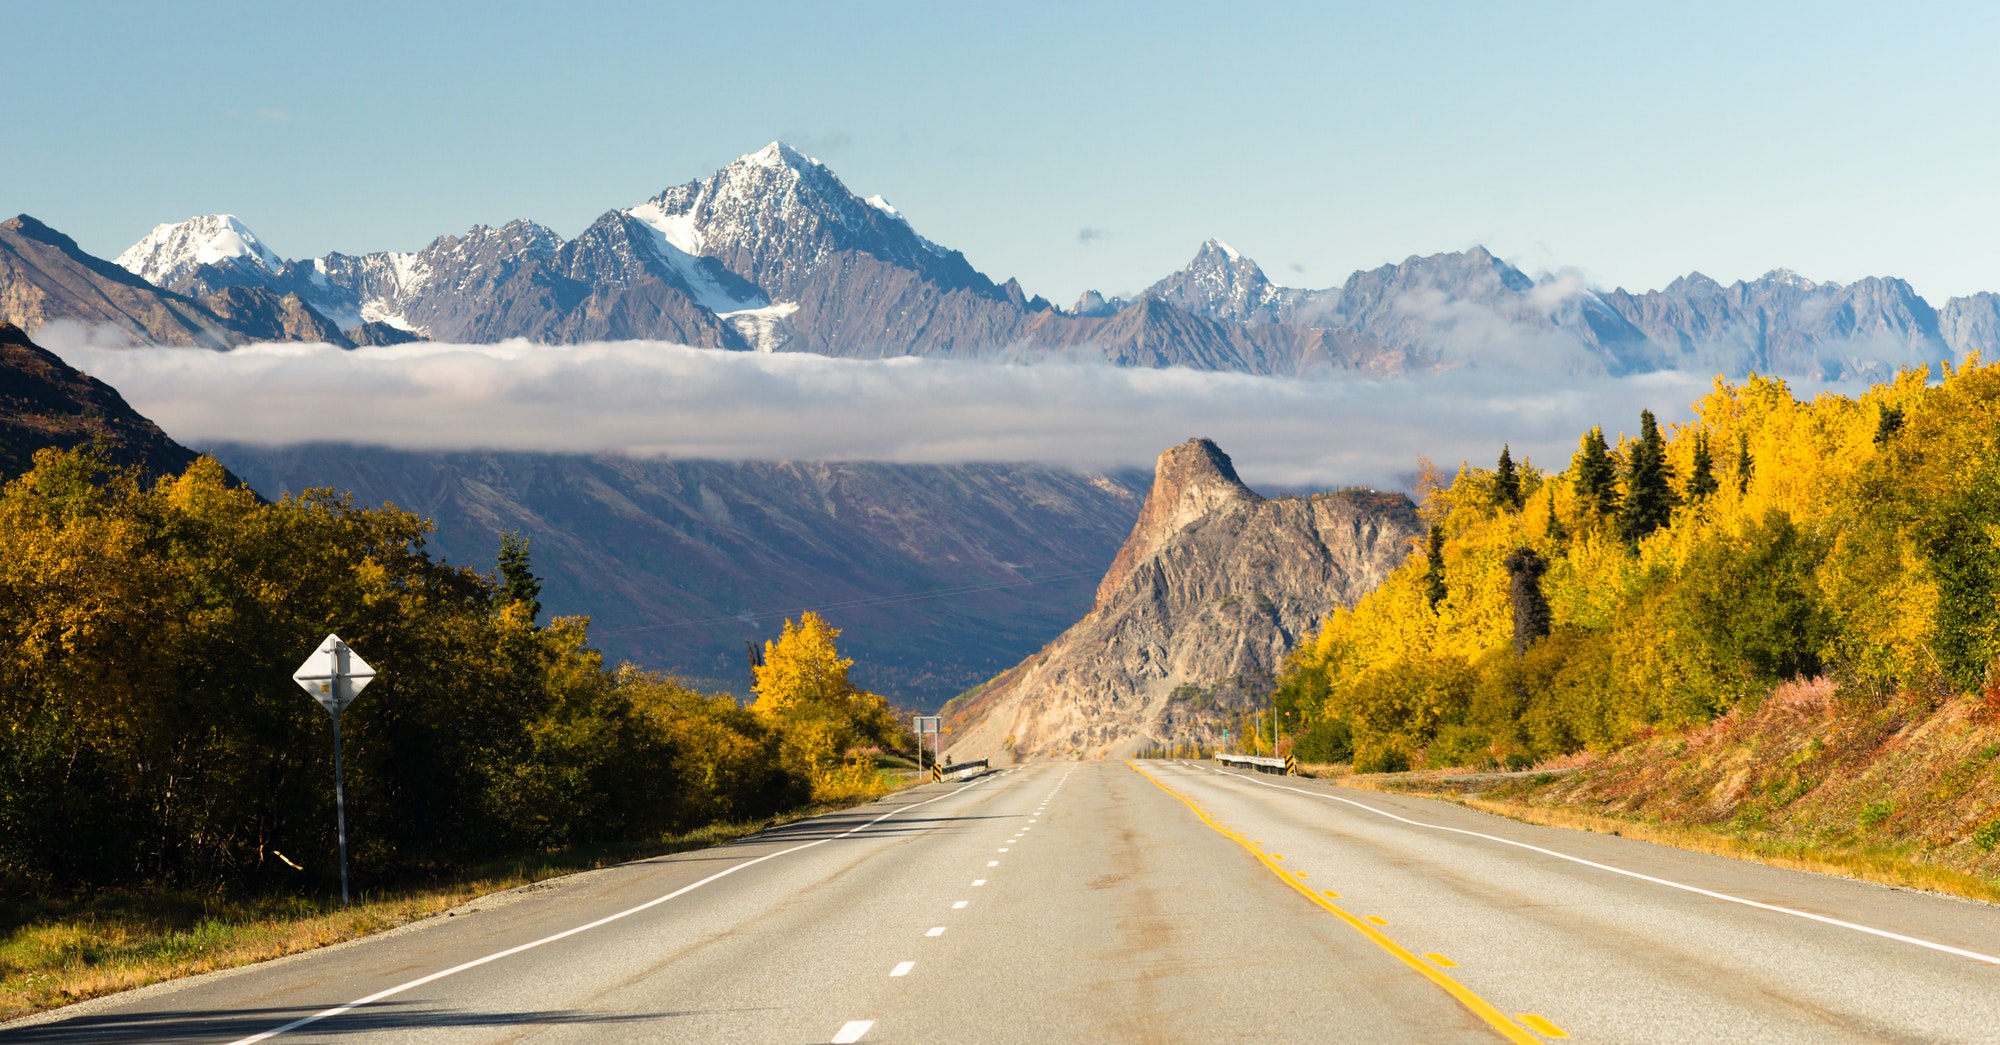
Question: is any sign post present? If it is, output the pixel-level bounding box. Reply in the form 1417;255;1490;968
293;634;376;905
912;716;941;777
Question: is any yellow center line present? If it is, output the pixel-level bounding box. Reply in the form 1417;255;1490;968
1128;761;1544;1045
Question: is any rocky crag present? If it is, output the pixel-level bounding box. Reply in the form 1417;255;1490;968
943;438;1419;760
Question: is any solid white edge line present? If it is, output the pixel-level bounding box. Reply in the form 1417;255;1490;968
224;771;1014;1045
1193;763;2000;967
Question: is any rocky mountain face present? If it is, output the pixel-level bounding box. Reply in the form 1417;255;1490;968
21;140;2000;379
1599;270;1947;380
943;438;1420;760
0;215;241;349
207;443;1149;706
0;322;205;479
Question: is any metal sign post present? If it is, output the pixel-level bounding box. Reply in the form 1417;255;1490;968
912;716;941;776
293;634;376;905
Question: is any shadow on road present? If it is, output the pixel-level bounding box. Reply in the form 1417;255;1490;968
1;1001;747;1043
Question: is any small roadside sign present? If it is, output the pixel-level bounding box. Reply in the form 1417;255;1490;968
292;634;375;905
293;635;376;715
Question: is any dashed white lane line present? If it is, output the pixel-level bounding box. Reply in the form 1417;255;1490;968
998;847;1009;852
1200;765;2000;968
972;879;986;886
952;900;968;909
890;961;915;977
219;772;1014;1045
988;860;999;867
926;926;947;937
832;1019;874;1042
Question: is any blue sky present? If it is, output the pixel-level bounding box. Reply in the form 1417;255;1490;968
11;1;2000;304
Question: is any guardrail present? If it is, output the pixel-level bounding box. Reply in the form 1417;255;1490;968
1216;753;1297;776
931;758;990;782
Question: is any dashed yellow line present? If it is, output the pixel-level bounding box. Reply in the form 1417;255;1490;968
1129;761;1546;1045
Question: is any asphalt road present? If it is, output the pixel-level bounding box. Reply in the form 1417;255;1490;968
7;760;2000;1043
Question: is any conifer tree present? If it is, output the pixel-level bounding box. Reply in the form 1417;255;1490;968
497;531;541;619
1495;444;1522;511
1686;429;1719;500
1424;524;1448;608
1874;404;1905;445
1571;427;1619;520
1620;409;1678;544
1544;488;1567;544
1735;431;1754;495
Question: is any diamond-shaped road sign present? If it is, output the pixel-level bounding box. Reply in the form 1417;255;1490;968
293;634;376;715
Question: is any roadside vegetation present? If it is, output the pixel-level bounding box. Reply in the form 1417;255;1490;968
1272;356;2000;887
0;447;913;1016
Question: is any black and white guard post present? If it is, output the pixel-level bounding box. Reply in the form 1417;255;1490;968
293;634;377;905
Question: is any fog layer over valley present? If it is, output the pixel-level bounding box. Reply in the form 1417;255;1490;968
41;333;1823;490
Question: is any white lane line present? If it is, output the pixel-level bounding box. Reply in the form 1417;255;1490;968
998;847;1009;852
833;1019;874;1042
1202;765;2000;967
988;860;999;867
223;771;1016;1044
972;879;986;886
952;900;968;909
890;961;915;977
926;926;947;937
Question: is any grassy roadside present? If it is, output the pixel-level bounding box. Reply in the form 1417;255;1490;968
1;778;927;1022
1341;768;2000;905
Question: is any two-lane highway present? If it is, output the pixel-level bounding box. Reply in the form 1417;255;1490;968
6;760;1999;1043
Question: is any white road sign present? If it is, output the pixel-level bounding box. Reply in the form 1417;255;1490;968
293;634;376;715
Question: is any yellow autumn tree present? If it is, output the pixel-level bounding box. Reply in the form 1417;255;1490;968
751;612;905;800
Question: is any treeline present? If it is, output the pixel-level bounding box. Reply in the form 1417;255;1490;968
1276;358;2000;771
0;448;907;895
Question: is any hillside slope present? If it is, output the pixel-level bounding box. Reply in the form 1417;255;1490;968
945;438;1419;760
209;444;1149;705
0;322;205;479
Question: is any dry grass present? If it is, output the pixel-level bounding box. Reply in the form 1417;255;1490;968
1350;780;2000;903
1345;681;2000;905
0;789;915;1021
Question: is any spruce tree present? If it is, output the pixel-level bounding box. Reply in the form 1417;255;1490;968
1571;427;1619;520
1735;431;1754;495
1495;444;1522;511
1424;524;1448;608
1874;404;1904;445
1544;488;1568;544
1685;429;1718;500
497;531;542;619
1620;409;1678;544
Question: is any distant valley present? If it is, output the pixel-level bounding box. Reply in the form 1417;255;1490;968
211;443;1149;707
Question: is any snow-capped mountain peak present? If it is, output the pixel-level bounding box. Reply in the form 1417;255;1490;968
1204;237;1244;262
743;140;819;171
118;214;284;291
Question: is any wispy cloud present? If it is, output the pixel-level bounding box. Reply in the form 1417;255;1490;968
1077;227;1111;246
36;332;1805;489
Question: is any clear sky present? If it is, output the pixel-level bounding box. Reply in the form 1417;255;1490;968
11;0;2000;305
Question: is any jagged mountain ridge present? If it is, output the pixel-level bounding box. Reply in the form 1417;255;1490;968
0;215;353;350
943;438;1420;760
22;138;2000;379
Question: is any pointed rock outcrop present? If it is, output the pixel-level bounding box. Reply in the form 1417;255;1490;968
943;438;1419;761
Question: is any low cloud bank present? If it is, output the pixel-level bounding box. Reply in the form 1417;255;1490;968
42;333;1852;489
